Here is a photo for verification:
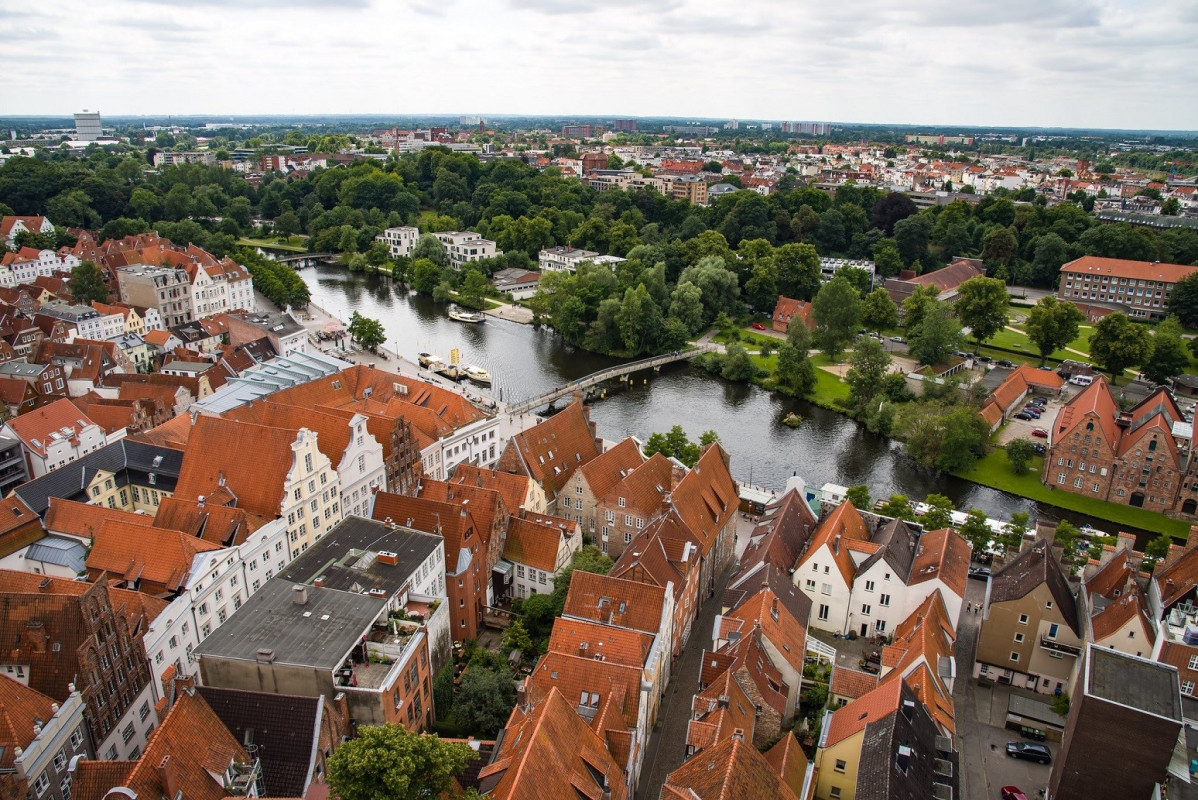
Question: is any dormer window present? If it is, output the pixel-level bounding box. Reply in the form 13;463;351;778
618;498;626;508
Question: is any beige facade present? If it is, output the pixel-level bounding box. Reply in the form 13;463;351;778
814;730;864;800
974;582;1082;694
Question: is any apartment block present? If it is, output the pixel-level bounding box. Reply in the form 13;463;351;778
1057;255;1198;322
433;231;501;269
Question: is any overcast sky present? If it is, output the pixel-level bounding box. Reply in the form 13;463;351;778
3;0;1196;130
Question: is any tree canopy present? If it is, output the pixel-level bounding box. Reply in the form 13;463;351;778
326;725;474;800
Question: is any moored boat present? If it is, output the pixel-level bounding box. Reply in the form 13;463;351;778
448;306;485;324
463;364;492;384
417;352;441;368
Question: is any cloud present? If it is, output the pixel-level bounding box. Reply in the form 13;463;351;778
506;0;681;14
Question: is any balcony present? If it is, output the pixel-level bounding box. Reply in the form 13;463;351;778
1039;637;1080;656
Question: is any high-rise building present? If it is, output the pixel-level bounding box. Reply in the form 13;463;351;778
1047;645;1183;800
610;119;637;132
74;109;101;141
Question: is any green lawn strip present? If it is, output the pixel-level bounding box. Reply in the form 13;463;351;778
236;237;308;253
954;450;1190;538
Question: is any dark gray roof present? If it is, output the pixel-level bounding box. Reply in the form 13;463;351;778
857;518;919;582
990;538;1081;636
279;516;441;597
25;536;87;573
1086;645;1183;722
856;681;959;800
13;439;183;516
194;579;386;669
196;686;322;798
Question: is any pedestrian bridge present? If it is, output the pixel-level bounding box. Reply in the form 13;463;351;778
506;344;718;416
273;252;337;268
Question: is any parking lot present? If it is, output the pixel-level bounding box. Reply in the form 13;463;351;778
995;391;1060;446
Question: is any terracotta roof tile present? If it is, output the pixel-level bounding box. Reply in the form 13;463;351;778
762;733;809;797
174;416;302;519
1154;543;1198;610
823;675;905;747
577;438;645;502
908;527;971;598
686;670;756;755
599;452;676;517
562;571;665;634
799;500;871;585
371;492;480;572
831;667;879;700
526;650;644;736
86;520;221;593
449;464;533;516
669;444;737;558
733;489;818;588
547;617;654;668
44;497;154;540
503;515;570;573
505;401;602;497
1050;376;1121;446
0;674;57;771
1061;255;1198;284
6;397;99;458
1084;550;1156;646
154;497;265;546
660;735;800;800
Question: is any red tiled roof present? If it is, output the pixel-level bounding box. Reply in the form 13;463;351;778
86;520;220;593
830;667;879;700
823;676;904;747
450;464;533;516
1061;255;1198;284
907;527;971;598
1085;550;1156;646
503;515;569;573
174;416;301;519
547;617;655;668
372;492;481;573
1050;376;1121;446
669;444;736;559
772;296;815;331
0;674;56;771
44;497;153;540
599;451;675;516
906;258;985;292
1155;543;1198;610
799;500;870;585
577;437;645;502
505;401;602;497
563;570;666;634
6;397;98;457
660;734;800;800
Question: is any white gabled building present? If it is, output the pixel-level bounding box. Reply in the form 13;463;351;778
793;502;873;635
0;247;80;287
538;246;626;273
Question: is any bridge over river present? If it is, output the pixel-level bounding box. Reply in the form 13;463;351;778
505;343;718;416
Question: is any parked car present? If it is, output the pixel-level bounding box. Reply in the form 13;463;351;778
1032;443;1047;455
968;566;991;581
977;355;993;363
890;336;906;343
996;359;1015;368
1014;412;1034;421
1032;428;1049;438
751;322;766;330
1023;410;1041;419
1001;788;1030;800
1006;742;1052;764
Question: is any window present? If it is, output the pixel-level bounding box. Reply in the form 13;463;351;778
1189;655;1198;671
830;788;842;799
1010;651;1020;663
32;773;49;797
821;583;832;595
1014;633;1024;644
70;729;83;750
1046;601;1053;610
834;759;847;773
1048;623;1059;639
121;722;136;744
861;604;871;616
53;749;66;771
1184;681;1195;696
818;604;829;621
1018;614;1029;625
624;532;633;544
139;701;150;721
805;579;816;591
864;580;875;592
879;593;890;607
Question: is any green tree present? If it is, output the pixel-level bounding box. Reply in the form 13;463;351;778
326;725;474;800
775;342;816;396
936;407;989;473
775;242;822;301
347;312;386;352
893;214;932;266
878;495;914;520
1170;273;1198;328
998;512;1031;553
982;226;1017;268
1024;296;1085;365
871;239;904;279
845;336;892;410
1051;692;1071;717
861;288;899;333
1006;439;1036;476
68;260;109;304
1163;197;1182;216
901;284;940;330
410;258;442;294
274;210;300;238
957;509;993;552
1089;313;1151;384
1031;233;1069;287
1144;532;1174;570
678;256;741;323
459;269;490;310
412;233;448;267
1055;521;1081;567
452;667;517;738
668;281;705;335
907;301;963;366
1142;316;1189;386
786;316;811;351
719;342;756;381
955;276;1009;351
616;283;663;355
921;494;955;530
812;276;862;359
846;485;871;510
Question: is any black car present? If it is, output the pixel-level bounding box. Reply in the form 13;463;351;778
996;359;1015;368
1014;412;1034;421
977;355;993;363
1032;443;1047;455
968;566;991;581
1006;742;1051;764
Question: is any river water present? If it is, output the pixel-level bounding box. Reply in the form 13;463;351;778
305;265;1141;535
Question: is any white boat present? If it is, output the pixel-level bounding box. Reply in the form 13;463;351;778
463;364;492;384
417;352;442;368
448;306;485;324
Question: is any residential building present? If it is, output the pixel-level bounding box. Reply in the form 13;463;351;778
793;501;873;634
0;571;158;763
611;525;700;658
173;415;342;561
593;452;679;559
683;668;757;759
69;685;262;800
0;247;80;287
376;225;419;259
538;246;626;273
0;678;90;800
661;734;806;800
502;512;582;601
772;296;815;334
1047;646;1183;800
0;216;54;247
0;433;28;496
884;257;985;306
728;487;818;597
564;437;645;538
115;265;192;328
979;364;1065;431
477;687;628;800
433;231;501;269
186;259;254;318
3;398;107;477
37;301;125;341
196;686;347;798
85;520;222;597
448;463;548;516
223;309;308;356
662;174;708;205
491;267;542;300
974;538;1082;695
1057;255;1198;322
1148;527;1198;709
0;360;67;404
814;679;958;800
1079;543;1155;658
497;400;604;512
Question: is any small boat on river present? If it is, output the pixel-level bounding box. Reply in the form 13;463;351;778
448;306;486;324
463;364;492;384
417;352;441;368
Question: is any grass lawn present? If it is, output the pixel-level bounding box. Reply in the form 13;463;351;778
954;449;1190;538
808;353;852;404
236;237;308;253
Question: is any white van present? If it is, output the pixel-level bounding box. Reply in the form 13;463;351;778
1069;374;1094;386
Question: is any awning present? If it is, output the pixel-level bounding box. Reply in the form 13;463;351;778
492;560;513;576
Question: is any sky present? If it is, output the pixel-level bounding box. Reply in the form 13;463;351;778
3;0;1196;131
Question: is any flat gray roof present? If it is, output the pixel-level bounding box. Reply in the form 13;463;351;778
1087;644;1183;722
279;516;441;597
194;579;386;670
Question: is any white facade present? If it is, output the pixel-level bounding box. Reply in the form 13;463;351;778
434;231;500;269
795;544;857;634
5;420;107;478
143;517;290;700
12;688;90;800
336;414;387;519
0;249;80;287
508;519;583;601
418;416;503;481
376;226;420;259
538;246;626;273
188;262;255;319
96;683;158;762
82;311;126;342
844;560;910;638
281;429;344;560
2;217;54;246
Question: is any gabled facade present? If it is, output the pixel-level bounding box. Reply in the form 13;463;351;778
563;437;644;540
497;400;603;511
0;678;90;800
3;397;107;477
793;501;874;634
1079;545;1155;658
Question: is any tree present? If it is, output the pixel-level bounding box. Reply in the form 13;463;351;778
452;667;517;737
274;210;300;238
1006;439;1036;476
845;336;892;410
955;276;1009;351
412;233;448;267
69;260;109;305
981;226;1017;268
921;494;955;530
775;242;822;301
907;301;963;366
1142;315;1189;386
936;407;989;473
1089;313;1151;384
502;618;533;657
1054;521;1081;567
1030;233;1069;287
1163;197;1182;216
410;258;442;294
812;276;861;359
719;342;756;381
878;495;914;520
459;269;490;310
678;256;741;322
1051;692;1071;717
326;724;474;800
786;317;811;352
347;311;386;352
870;192;919;236
998;512;1030;553
668;281;705;335
892;214;932;266
1024;296;1085;365
775;342;815;396
1144;532;1174;570
957;509;992;553
644;424;701;465
846;485;871;510
861;288;898;333
901;284;940;330
1169;273;1198;328
871;239;904;279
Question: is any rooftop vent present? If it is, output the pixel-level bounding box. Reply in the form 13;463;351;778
292;585;309;606
255;648;275;663
376;550;399;566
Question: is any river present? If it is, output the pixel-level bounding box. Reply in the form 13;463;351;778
305;265;1141;535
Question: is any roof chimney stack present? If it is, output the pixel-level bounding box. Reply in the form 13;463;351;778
292;585;308;605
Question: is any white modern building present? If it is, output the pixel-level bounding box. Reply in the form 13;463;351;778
376;226;420;259
538;246;626;273
434;231;501;269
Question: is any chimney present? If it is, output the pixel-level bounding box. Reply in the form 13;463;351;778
158;755;182;800
196;495;205;508
292;585;308;605
313;576;325;588
38;577;52;593
731;728;744;743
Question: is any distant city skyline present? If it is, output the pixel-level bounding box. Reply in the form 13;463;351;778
1;0;1196;131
